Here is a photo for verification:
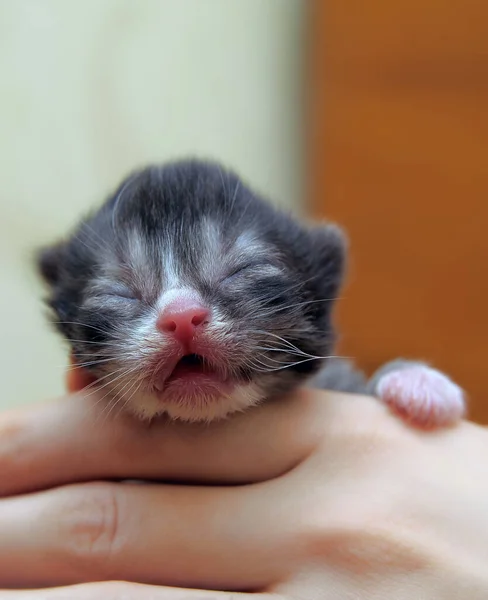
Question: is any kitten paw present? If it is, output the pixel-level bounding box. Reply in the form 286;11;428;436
376;366;465;428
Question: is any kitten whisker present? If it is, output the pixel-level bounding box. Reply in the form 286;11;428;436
250;355;337;373
249;330;314;357
82;364;143;401
257;297;341;318
53;321;118;336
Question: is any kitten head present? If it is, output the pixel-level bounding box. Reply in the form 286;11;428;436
37;159;346;421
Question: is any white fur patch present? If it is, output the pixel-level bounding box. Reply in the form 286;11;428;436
129;381;264;422
198;219;223;282
126;230;149;273
162;245;180;289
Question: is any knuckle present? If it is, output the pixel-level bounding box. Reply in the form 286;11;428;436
305;524;410;570
300;507;430;573
56;483;123;575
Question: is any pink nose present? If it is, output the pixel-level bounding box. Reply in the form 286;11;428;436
156;298;210;344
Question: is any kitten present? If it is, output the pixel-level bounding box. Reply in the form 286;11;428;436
37;159;465;426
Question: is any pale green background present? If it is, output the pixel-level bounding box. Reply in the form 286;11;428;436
0;0;305;409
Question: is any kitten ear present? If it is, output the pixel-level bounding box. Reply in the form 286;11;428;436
36;241;66;287
307;223;348;300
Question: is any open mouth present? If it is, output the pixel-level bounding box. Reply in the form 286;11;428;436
167;353;213;382
154;353;234;399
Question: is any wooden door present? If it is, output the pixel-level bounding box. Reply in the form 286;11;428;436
308;1;488;423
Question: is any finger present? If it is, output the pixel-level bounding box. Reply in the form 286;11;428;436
0;386;333;495
0;481;295;590
66;356;96;393
0;582;278;599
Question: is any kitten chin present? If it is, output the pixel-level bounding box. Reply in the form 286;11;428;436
130;382;264;423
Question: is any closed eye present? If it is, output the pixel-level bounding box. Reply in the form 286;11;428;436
225;263;283;281
98;284;139;301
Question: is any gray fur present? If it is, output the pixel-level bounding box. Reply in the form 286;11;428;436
310;358;369;394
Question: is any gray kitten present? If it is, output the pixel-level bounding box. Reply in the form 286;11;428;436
37;159;465;426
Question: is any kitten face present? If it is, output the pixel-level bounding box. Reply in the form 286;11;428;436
38;160;345;421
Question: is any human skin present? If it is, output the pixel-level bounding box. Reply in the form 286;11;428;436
0;371;487;598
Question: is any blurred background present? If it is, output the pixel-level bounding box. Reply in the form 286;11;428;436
309;2;488;423
1;1;487;422
0;0;305;410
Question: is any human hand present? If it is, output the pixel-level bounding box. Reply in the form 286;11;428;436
0;383;488;598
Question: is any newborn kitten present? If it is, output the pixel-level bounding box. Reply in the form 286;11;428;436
37;159;465;426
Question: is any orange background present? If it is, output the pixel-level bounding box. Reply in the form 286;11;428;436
309;1;488;423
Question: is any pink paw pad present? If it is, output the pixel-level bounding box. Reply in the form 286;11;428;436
376;366;465;428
